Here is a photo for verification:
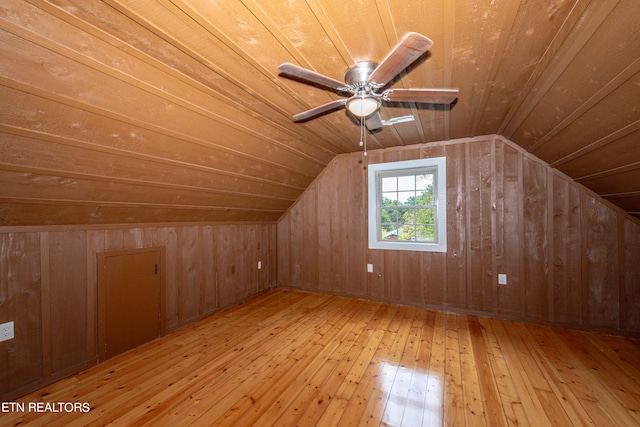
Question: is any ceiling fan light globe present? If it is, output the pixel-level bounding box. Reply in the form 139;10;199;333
346;95;380;117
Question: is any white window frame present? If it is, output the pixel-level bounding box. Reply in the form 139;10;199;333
368;157;447;252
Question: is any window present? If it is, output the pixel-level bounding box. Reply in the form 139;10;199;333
368;157;447;252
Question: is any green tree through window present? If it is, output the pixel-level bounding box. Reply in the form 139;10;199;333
379;173;436;242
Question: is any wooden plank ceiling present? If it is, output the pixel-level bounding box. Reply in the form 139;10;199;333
1;0;639;225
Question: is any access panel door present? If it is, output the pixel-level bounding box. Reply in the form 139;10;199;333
98;248;163;361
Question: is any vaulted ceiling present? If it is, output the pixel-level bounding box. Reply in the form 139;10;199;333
1;0;639;225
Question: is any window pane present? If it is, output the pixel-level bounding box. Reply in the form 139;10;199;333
415;208;434;226
419;188;434;205
382;227;400;240
382;193;398;206
403;209;416;224
397;175;415;191
416;174;432;190
382;176;397;192
398;191;415;205
381;208;398;226
400;227;415;241
416;225;435;242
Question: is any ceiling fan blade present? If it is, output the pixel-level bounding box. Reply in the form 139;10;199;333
383;88;459;104
369;32;433;87
278;62;347;92
292;99;347;122
365;112;383;130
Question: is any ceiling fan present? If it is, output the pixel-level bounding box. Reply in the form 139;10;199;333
277;32;458;131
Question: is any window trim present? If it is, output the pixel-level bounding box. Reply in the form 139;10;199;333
368;157;447;252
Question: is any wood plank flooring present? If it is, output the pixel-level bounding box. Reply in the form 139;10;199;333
2;289;640;426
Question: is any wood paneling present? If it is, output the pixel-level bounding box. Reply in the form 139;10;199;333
622;220;640;333
583;195;620;329
522;158;549;320
0;233;42;395
278;135;640;335
552;178;583;324
47;231;88;373
0;222;276;400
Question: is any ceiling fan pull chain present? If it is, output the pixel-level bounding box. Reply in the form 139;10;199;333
360;118;368;156
364;126;368;156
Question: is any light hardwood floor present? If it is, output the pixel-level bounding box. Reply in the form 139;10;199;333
3;289;640;426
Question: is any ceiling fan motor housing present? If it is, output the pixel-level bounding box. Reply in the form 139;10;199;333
344;62;379;87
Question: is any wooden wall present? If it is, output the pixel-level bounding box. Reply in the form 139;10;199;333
277;135;640;336
0;222;276;399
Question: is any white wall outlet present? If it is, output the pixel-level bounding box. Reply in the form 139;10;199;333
0;321;14;342
257;261;262;270
498;274;507;285
367;264;374;273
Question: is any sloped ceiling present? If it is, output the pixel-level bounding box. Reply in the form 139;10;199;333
1;0;639;225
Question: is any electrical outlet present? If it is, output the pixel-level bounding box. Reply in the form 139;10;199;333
498;274;507;285
257;261;262;270
367;264;374;273
0;321;14;343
